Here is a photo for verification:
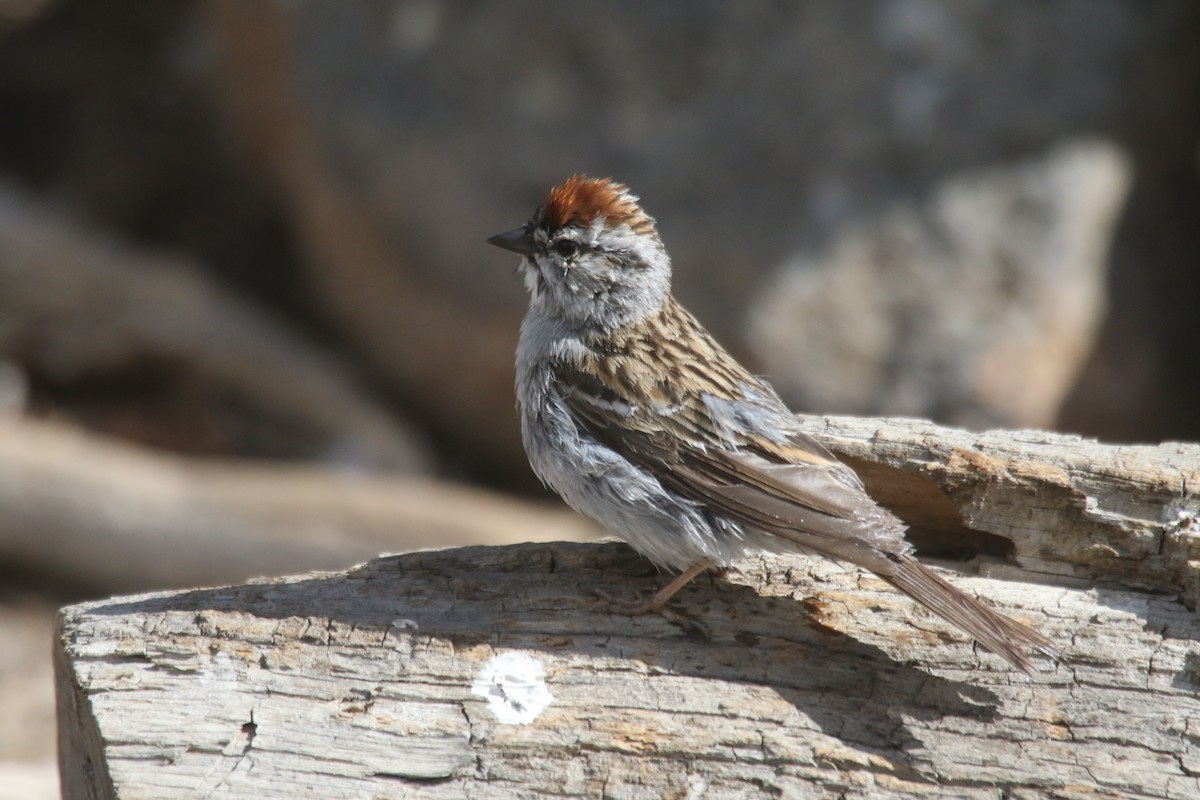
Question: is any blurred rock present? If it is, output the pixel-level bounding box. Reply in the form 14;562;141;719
0;761;55;800
196;0;1200;477
0;0;54;27
0;601;54;763
0;362;29;416
0;600;57;800
0;2;1197;480
749;140;1131;429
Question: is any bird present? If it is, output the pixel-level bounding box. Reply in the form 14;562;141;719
488;174;1059;672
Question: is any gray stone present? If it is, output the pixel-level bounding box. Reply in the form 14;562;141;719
749;140;1131;428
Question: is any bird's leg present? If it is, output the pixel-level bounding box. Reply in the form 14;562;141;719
595;559;716;635
640;560;715;611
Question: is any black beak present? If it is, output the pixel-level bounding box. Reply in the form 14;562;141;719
487;225;536;257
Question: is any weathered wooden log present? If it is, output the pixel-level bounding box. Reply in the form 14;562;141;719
794;415;1200;603
56;420;1200;799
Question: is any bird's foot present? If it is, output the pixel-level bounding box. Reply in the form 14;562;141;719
592;588;708;638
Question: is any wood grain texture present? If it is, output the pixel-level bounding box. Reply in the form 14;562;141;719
796;415;1200;603
56;418;1200;799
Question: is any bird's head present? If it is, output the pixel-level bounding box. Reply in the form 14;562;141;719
488;175;672;332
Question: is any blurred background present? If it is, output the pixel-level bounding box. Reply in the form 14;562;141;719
2;1;1199;796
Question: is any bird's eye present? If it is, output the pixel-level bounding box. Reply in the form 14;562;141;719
553;239;580;259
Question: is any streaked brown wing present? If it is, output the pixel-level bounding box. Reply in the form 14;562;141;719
556;359;902;550
568;295;846;467
554;356;1061;672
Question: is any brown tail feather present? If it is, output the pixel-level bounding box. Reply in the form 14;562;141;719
882;553;1061;673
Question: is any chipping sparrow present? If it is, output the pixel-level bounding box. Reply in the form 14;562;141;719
489;175;1058;672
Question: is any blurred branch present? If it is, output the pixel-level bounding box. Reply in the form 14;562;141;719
205;0;526;473
0;416;597;594
0;183;427;471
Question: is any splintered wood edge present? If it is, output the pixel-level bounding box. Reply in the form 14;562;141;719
794;415;1200;604
56;540;1200;800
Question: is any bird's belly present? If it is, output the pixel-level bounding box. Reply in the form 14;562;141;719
520;391;758;572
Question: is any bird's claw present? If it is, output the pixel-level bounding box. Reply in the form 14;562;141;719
592;588;709;638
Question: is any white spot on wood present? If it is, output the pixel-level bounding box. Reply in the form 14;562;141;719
470;652;553;724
